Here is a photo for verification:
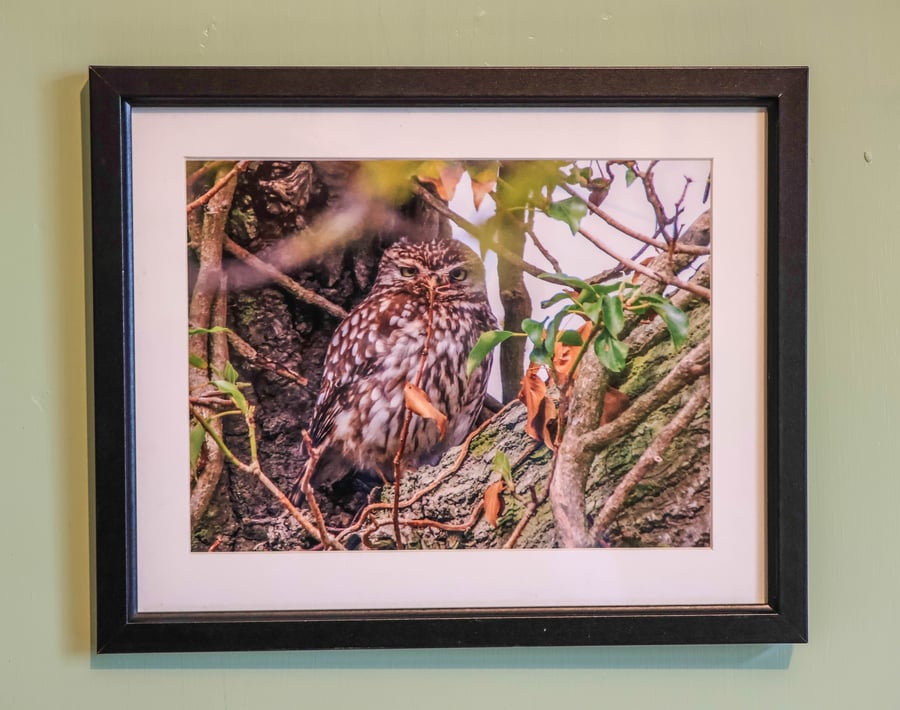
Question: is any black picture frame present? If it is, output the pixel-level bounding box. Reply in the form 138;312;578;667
88;65;808;653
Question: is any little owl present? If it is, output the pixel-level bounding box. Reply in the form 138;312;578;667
291;238;497;501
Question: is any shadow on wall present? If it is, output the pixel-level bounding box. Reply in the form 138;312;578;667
91;644;792;671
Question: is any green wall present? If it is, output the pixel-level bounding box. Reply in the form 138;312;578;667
2;0;897;707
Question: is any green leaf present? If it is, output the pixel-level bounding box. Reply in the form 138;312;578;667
601;295;625;337
633;294;689;349
565;166;592;185
652;300;690;349
586;282;621;297
224;361;239;384
538;272;592;292
188;325;233;335
212;380;249;416
625;166;637;187
558;329;584;346
189;423;206;473
467;330;518;376
493;450;514;488
545;197;588;234
544;310;567;352
529;343;554;368
593;330;629;372
540;291;575;309
581;297;603;325
189;354;208;370
522;318;546;348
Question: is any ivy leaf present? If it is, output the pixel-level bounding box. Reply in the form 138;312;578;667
189;354;208;370
601;295;625;337
545;197;588;234
467;330;518;376
593;330;629;372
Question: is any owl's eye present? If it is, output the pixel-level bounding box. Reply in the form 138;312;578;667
449;267;467;281
399;266;418;278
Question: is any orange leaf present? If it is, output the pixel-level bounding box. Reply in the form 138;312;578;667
403;382;448;439
437;163;465;202
600;387;630;425
483;480;505;528
552;322;594;384
471;178;497;210
467;161;500;209
517;365;558;450
416;160;465;202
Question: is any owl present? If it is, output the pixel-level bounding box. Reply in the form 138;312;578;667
291;238;497;502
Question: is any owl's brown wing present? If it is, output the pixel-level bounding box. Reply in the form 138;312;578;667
307;295;401;447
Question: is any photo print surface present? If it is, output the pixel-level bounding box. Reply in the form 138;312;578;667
186;158;712;553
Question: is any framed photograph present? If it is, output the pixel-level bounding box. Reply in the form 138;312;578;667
88;66;808;653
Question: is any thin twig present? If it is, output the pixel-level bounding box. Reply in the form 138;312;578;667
223;237;348;320
581;337;711;452
186;161;249;213
411;183;574;287
389;279;439;549
502;442;548;549
526;227;563;272
226;330;309;386
300;431;344;550
335;401;520;543
558;183;709;256
634;160;672;242
189;406;326;544
575;225;711;301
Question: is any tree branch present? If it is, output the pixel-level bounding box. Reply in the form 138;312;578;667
575;224;711;301
558;182;709;256
225;330;309;386
589;376;710;543
190;406;328;545
186;161;248;213
411;183;574;287
582;337;711;452
223;237;348;320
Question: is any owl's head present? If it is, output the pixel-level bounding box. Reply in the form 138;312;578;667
374;238;489;301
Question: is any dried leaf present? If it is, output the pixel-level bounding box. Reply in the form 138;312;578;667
552;322;594;383
600;387;630;425
416;160;465;202
471;177;497;210
483;480;506;528
403;382;448;439
517;365;558;450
